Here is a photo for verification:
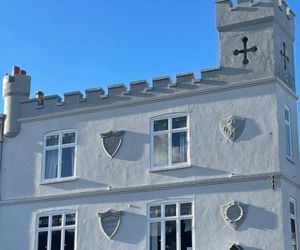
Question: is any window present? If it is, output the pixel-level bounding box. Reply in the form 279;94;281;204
148;201;193;250
151;114;189;169
43;130;76;181
289;198;298;250
284;105;293;160
36;211;77;250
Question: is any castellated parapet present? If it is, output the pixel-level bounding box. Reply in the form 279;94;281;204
216;0;295;40
2;0;296;137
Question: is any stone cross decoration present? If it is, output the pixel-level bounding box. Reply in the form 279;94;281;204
234;37;257;65
280;42;290;71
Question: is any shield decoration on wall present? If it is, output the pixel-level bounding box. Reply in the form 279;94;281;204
100;130;125;158
219;115;246;142
98;210;124;239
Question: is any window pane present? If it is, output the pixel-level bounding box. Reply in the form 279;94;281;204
62;132;76;144
153;134;168;166
150;206;161;218
165;204;176;217
172;132;187;164
150;222;161;250
65;214;76;226
46;135;59;146
64;229;75;250
290;201;295;216
154;119;168;132
45;149;58;179
181;219;192;250
165;220;177;250
291;218;296;239
52;215;62;227
38;231;48;250
61;147;75;178
172;116;187;129
51;230;61;250
180;203;192;216
285;109;290;122
39;216;49;228
285;124;291;157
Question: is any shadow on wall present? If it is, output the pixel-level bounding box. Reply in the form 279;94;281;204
244;247;265;250
43;178;107;191
238;118;262;142
154;165;230;178
240;204;278;231
115;131;149;161
114;211;146;245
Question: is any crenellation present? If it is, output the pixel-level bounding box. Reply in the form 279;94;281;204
107;84;127;97
176;72;195;85
129;80;149;94
85;88;105;103
152;76;172;89
63;91;84;104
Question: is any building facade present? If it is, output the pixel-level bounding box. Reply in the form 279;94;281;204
0;0;299;249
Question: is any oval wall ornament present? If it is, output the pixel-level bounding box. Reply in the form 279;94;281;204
100;130;125;158
98;209;124;239
221;200;247;230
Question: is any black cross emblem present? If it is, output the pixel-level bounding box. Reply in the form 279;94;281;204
234;37;257;65
280;42;290;71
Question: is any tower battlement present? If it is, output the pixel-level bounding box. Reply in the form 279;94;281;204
216;0;295;40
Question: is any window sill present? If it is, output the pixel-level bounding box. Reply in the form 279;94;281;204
40;177;77;185
286;156;296;165
149;165;191;173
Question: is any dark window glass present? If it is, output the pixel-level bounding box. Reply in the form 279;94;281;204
165;220;177;250
51;230;61;250
154;119;168;132
65;214;76;226
285;124;291;157
172;116;187;129
165;204;176;217
46;135;59;146
150;222;161;250
180;203;192;216
172;132;187;164
61;147;75;177
38;232;48;250
150;206;161;218
62;132;76;144
64;229;75;250
181;219;192;250
39;216;49;228
291;218;296;239
52;215;62;227
290;201;295;215
285;109;290;122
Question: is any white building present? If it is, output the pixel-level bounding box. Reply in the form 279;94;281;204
0;0;299;249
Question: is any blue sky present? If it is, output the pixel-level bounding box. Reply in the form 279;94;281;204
0;0;299;123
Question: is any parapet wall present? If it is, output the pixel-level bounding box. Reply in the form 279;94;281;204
216;0;295;40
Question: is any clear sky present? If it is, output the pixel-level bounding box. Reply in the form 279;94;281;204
0;0;299;127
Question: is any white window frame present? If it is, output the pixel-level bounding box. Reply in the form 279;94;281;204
35;210;78;250
150;113;190;171
284;105;293;160
289;197;298;250
147;199;195;250
42;129;77;183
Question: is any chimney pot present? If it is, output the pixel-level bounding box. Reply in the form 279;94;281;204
12;66;21;75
